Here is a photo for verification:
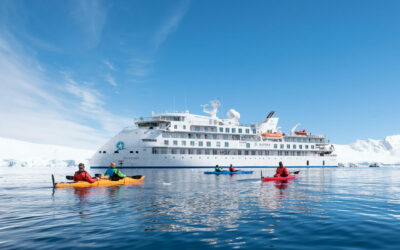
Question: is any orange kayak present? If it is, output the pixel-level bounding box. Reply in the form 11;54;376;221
54;176;145;188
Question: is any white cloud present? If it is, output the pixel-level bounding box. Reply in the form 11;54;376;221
0;34;131;149
104;73;117;86
153;0;191;50
104;59;116;71
127;1;190;80
70;0;107;47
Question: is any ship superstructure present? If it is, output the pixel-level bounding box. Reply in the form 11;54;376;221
90;101;337;168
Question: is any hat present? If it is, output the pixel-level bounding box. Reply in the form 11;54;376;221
78;163;85;169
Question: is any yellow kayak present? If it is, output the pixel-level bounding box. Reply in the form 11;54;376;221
54;176;145;188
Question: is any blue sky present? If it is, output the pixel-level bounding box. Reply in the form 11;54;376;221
0;0;399;149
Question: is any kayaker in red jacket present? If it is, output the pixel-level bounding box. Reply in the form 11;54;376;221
229;164;236;172
274;162;290;177
73;163;99;183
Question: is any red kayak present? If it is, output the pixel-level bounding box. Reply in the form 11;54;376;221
262;175;296;182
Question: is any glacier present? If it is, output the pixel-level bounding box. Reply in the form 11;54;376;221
0;137;94;167
335;135;400;165
1;135;399;167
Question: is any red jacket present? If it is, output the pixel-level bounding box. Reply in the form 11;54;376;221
274;166;290;177
229;166;236;172
73;171;98;183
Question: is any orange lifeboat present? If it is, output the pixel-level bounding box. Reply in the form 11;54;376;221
295;130;307;135
261;132;282;137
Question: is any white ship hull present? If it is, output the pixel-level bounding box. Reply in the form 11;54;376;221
90;103;337;169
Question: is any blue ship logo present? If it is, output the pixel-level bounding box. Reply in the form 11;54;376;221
116;141;125;150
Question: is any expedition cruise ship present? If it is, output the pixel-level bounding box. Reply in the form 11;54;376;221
90;101;337;168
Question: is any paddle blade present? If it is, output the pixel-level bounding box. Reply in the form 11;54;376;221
51;174;55;188
130;175;142;179
66;175;74;180
293;171;300;174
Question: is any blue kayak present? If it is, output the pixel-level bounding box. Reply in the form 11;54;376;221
204;170;254;175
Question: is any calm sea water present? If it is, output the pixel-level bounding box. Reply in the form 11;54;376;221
1;166;400;249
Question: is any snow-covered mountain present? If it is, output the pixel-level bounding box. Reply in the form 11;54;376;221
1;135;399;167
0;137;94;167
335;135;400;165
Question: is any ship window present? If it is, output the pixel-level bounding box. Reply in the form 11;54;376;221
246;143;250;148
311;145;314;149
285;151;289;156
223;135;228;140
205;149;210;155
130;151;134;153
152;148;158;154
238;150;242;155
188;149;194;155
136;151;139;154
182;141;186;146
174;125;177;129
225;128;230;133
183;125;186;130
307;160;309;166
252;129;256;134
244;150;249;155
164;140;169;145
239;128;242;133
190;141;195;146
231;128;236;133
199;141;203;147
287;144;290;149
180;149;186;154
103;151;106;153
213;134;217;139
219;127;223;132
280;144;284;149
251;150;256;155
206;141;211;147
114;151;119;153
293;144;297;149
173;140;178;145
245;129;250;134
297;151;301;156
225;142;229;147
274;144;277;149
196;149;202;154
195;126;200;131
305;145;309;149
216;142;221;147
204;127;208;132
196;134;201;139
99;151;101;154
188;133;193;138
323;160;325;166
266;150;270;155
161;149;167;154
172;149;178;154
299;145;303;149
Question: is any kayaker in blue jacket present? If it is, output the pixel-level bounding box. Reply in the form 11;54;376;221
104;162;126;180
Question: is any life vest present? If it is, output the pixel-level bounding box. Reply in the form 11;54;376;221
274;167;290;177
73;171;97;183
229;166;235;172
106;168;115;177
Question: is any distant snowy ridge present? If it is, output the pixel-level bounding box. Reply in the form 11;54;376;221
335;135;400;165
0;137;94;167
